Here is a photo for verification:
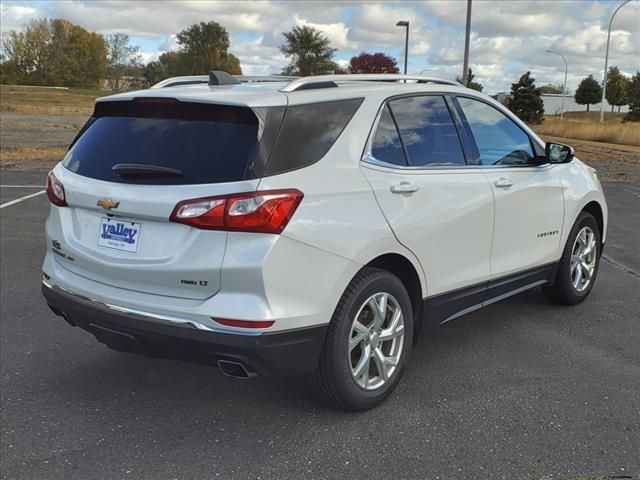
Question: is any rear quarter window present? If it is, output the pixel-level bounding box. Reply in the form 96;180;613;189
263;98;363;176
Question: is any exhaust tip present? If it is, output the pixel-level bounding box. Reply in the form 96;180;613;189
47;305;75;326
217;359;256;379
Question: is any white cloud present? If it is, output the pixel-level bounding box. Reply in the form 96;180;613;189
294;15;351;50
159;34;179;53
0;0;637;93
0;4;39;33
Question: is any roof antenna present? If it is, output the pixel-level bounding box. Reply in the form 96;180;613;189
208;71;240;86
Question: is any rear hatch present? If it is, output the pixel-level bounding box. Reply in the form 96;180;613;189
52;98;280;300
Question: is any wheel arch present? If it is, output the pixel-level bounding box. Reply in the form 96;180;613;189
365;253;425;340
581;201;604;244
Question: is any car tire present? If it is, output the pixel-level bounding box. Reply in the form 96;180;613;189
542;211;601;305
309;267;414;411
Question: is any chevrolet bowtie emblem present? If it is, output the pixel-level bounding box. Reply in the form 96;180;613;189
97;198;120;210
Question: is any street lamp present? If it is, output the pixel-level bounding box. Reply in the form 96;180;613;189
462;0;472;86
396;21;409;74
599;0;631;123
547;49;568;121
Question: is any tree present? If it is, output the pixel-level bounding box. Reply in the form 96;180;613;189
142;59;167;86
606;66;629;113
280;25;337;76
539;84;564;94
47;19;107;87
623;71;640;122
175;21;241;74
347;52;398;74
142;21;241;86
574;74;602;112
0;18;107;88
106;33;142;91
506;71;544;124
456;68;483;91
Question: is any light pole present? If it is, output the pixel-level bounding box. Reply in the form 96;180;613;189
462;0;472;86
396;21;409;74
547;49;568;121
599;0;631;123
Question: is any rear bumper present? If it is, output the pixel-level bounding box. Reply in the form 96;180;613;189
42;282;327;376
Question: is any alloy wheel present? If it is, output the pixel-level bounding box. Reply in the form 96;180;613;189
570;226;597;292
348;292;405;391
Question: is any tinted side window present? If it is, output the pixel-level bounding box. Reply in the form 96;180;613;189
264;98;363;176
456;97;535;165
389;96;466;167
371;105;407;166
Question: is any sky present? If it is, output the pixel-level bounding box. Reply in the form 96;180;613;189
1;0;638;94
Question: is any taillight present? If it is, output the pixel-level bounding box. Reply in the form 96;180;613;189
170;189;303;234
46;171;67;207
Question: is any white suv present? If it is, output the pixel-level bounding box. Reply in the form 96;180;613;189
42;72;607;410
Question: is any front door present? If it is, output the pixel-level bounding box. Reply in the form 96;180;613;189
454;96;565;279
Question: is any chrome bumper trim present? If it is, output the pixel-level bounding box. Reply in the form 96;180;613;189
42;277;261;336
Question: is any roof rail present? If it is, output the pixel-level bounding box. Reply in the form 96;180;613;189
237;75;299;83
280;74;458;92
150;76;208;89
151;74;300;89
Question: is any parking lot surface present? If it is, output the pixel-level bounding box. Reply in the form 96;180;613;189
1;171;639;480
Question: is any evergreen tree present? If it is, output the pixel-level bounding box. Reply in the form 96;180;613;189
280;26;337;76
574;74;602;112
605;66;629;113
623;71;640;122
506;71;544;124
456;68;483;92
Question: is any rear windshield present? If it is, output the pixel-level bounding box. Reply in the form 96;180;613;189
63;100;259;185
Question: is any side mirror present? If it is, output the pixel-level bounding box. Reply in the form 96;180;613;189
545;142;574;164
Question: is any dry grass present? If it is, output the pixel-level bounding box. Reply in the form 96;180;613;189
0;146;67;167
0;85;101;115
533;112;640;147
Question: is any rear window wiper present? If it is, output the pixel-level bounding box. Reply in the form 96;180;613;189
112;163;183;177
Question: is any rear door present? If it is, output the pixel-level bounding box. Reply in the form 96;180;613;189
361;95;495;310
51;99;279;300
454;96;565;278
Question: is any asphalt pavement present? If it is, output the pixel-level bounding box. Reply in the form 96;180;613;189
1;171;639;480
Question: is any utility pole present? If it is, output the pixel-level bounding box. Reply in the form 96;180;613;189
599;0;630;122
396;21;409;74
462;0;472;86
547;49;568;121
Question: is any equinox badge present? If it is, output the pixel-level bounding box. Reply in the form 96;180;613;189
97;198;120;210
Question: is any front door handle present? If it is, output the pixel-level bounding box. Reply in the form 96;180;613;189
493;177;513;189
390;182;419;194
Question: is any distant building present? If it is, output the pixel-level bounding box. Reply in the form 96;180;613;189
491;92;629;114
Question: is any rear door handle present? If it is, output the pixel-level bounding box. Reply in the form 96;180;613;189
390;182;419;194
493;177;513;189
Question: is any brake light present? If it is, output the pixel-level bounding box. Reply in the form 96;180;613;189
46;171;67;207
213;318;275;329
132;97;179;104
170;189;303;234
